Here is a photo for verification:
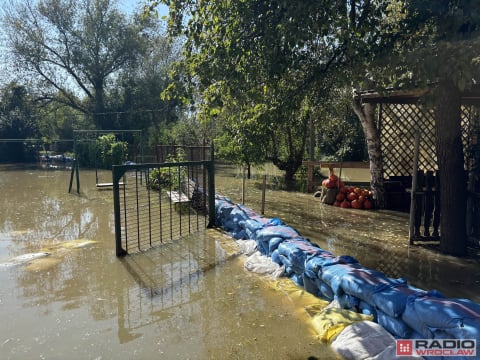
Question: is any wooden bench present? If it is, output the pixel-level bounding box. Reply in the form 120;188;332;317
96;182;124;188
166;190;190;203
166;190;191;212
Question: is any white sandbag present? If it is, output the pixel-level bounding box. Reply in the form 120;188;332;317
243;251;284;278
368;343;424;360
235;239;257;256
331;320;395;359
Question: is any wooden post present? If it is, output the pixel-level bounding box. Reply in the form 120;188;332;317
409;130;420;244
261;175;266;215
242;166;246;204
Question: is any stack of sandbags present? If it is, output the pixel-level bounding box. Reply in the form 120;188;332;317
255;223;302;256
271;239;323;286
214;196;270;239
303;254;359;301
372;283;436;339
214;196;480;348
402;294;480;343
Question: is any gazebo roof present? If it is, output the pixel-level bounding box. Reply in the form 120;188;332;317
357;85;480;105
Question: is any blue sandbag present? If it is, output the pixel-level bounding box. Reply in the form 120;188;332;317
268;237;285;255
215;199;235;221
256;236;285;255
372;282;425;318
266;218;284;226
255;238;269;255
276;253;294;276
304;252;337;279
290;273;304;287
377;309;413;339
243;218;265;233
340;268;394;304
443;318;480;343
316;279;335;301
303;274;334;301
271;249;282;266
231;229;246;240
277;239;323;275
359;300;377;321
321;263;364;296
335;293;360;309
304;253;356;279
303;274;321;297
402;295;438;338
256;225;302;243
230;206;249;225
413;296;480;330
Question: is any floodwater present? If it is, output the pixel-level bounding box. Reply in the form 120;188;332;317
0;164;339;360
1;163;480;360
216;164;480;304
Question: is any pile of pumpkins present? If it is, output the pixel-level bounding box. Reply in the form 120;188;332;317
321;171;374;210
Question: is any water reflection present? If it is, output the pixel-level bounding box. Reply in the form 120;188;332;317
0;165;337;359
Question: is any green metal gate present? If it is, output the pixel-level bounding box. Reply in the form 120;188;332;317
113;160;215;257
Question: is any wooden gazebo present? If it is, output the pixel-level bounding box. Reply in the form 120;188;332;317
359;87;480;246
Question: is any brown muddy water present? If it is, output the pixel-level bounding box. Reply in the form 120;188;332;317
1;163;479;360
0;164;338;360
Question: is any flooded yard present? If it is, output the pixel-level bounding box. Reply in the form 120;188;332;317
0;164;337;359
1;163;479;359
215;164;480;304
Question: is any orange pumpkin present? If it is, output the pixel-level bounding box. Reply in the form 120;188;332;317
351;199;363;209
347;192;357;202
363;199;373;209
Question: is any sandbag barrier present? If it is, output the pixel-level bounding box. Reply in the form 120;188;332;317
215;195;480;358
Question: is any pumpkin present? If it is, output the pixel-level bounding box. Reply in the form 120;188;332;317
363;199;373;209
346;192;358;202
351;199;363;209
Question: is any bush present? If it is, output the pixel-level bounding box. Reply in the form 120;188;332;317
148;148;187;192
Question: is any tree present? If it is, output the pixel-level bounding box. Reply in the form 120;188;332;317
403;0;480;255
351;0;480;255
3;0;149;129
0;82;39;162
107;30;183;134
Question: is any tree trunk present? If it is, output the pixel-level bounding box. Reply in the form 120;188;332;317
434;80;467;256
352;96;385;208
93;82;106;129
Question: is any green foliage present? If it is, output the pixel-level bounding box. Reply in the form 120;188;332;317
75;134;128;169
148;148;187;192
3;0;154;128
148;0;404;188
0;82;38;162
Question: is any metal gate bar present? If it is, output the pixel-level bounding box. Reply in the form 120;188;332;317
113;160;215;256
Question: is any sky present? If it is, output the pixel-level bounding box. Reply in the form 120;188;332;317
0;0;170;84
117;0;168;17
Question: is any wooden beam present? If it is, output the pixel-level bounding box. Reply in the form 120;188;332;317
302;161;370;169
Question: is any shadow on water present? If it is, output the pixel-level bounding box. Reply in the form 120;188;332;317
215;164;480;304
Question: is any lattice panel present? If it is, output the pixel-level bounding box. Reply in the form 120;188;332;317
381;104;473;178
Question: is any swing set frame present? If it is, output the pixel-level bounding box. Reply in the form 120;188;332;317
68;129;142;193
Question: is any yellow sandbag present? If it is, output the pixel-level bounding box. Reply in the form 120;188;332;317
270;277;330;308
311;307;373;343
